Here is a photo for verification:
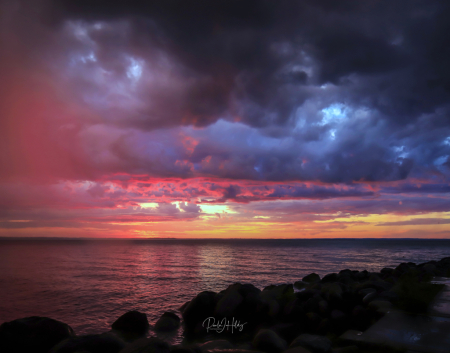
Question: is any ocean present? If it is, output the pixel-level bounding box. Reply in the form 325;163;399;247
0;238;449;341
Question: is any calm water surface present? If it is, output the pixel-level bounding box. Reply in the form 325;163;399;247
0;238;449;340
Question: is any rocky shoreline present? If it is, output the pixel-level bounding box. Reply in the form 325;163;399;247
1;257;450;353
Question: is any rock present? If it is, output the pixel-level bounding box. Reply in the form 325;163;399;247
294;281;307;290
330;310;345;323
368;300;393;314
112;311;149;340
268;299;281;317
182;291;217;329
331;346;358;353
362;292;377;304
423;263;438;275
353;270;369;281
321;283;343;303
357;288;376;297
380;268;394;276
200;339;234;352
50;333;125;353
318;300;328;315
378;290;399;302
252;329;288;353
0;316;74;353
321;274;338;283
214;287;244;317
154;312;181;331
302;274;320;283
282;347;313;353
290;334;332;353
119;337;170;353
180;301;190;313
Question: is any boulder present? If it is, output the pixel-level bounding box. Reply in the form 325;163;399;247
282;347;312;353
302;274;320;284
154;312;181;331
214;287;244;317
0;316;74;353
252;329;288;353
362;292;377;304
182;291;217;328
289;334;331;353
200;339;234;352
119;337;170;353
321;274;338;283
294;281;307;290
50;333;125;353
112;311;149;340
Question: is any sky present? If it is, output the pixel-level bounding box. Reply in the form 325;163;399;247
1;0;450;238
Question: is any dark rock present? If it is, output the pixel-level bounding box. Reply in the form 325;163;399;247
50;333;125;353
182;291;217;329
321;283;343;303
316;318;331;335
252;329;288;353
305;312;322;330
380;268;394;276
321;274;338;283
119;337;170;353
331;346;358;353
294;281;307;290
290;334;331;353
112;311;149;340
154;312;180;331
357;288;376;297
214;287;244;317
330;310;345;323
180;301;190;313
270;323;304;343
393;262;415;277
296;289;320;302
200;339;234;352
353;270;369;282
377;290;399;302
261;284;294;301
0;316;74;353
318;300;328;315
362;292;377;304
423;263;438;275
282;347;312;353
302;274;320;284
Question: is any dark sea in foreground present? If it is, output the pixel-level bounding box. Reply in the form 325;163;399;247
1;238;450;340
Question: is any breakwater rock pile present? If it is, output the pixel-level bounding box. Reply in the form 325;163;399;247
1;257;450;353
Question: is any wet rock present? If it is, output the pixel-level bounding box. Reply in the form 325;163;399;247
302;274;320;284
50;333;126;353
321;274;338;283
0;316;74;353
330;310;345;323
200;339;234;352
290;334;331;353
252;329;288;353
119;337;170;353
154;312;181;331
261;284;294;302
112;311;149;340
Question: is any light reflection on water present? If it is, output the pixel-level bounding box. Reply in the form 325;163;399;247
0;238;449;339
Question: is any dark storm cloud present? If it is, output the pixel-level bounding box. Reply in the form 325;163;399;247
2;0;450;184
